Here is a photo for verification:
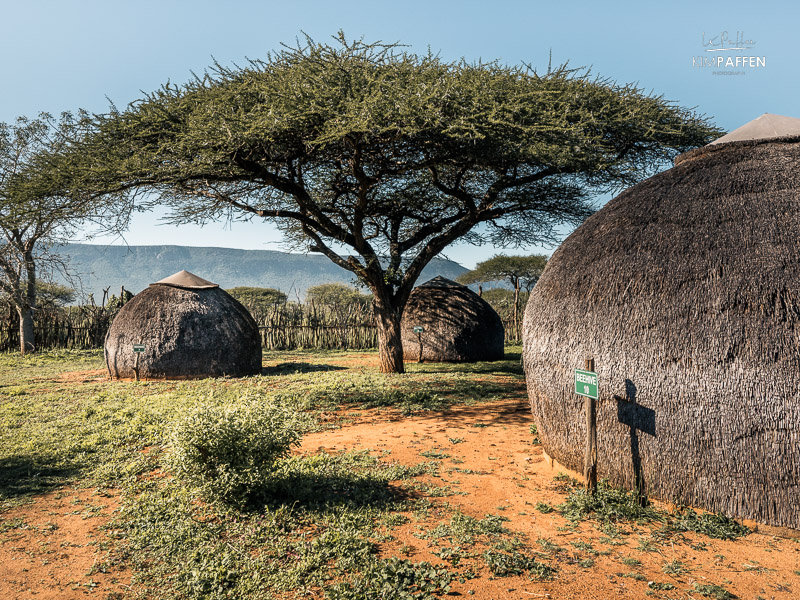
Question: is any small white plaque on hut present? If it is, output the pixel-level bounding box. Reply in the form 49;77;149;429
133;344;146;353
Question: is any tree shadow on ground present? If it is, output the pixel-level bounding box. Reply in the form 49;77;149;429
262;362;347;376
408;353;523;376
0;456;78;500
258;471;409;512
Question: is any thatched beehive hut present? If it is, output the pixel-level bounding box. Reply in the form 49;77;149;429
401;276;504;362
104;270;261;379
522;114;800;529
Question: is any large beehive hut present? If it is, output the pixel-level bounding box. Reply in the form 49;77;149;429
522;114;800;529
401;276;504;362
105;270;261;379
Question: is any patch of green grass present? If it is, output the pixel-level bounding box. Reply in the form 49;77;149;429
327;558;453;599
536;538;563;554
534;502;554;514
1;348;530;598
559;480;663;525
482;550;556;579
693;583;736;599
666;508;750;540
621;571;647;581
417;512;510;545
648;581;675;591
661;560;688;576
419;450;450;460
621;557;642;567
635;537;658;552
557;479;749;544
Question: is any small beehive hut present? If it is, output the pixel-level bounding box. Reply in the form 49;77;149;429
522;114;800;529
401;276;504;362
104;270;261;379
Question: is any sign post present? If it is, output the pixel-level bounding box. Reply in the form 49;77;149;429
575;359;598;494
133;344;145;381
413;326;424;363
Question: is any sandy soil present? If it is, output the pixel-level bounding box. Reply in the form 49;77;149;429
4;359;800;599
0;487;130;600
302;398;800;600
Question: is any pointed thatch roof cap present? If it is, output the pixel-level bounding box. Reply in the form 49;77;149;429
151;270;219;290
675;113;800;166
709;113;800;145
418;276;462;289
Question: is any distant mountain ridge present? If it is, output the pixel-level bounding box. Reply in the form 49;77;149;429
56;244;469;301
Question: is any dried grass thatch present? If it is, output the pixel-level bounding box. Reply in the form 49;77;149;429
105;271;261;379
522;130;800;529
401;276;504;362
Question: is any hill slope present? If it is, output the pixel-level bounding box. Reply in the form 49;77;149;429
56;244;468;300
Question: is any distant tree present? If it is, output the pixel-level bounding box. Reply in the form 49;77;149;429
306;283;371;308
75;34;722;372
227;286;287;321
457;254;548;338
35;282;76;308
0;112;122;354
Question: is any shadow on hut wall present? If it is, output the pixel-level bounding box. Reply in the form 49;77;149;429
616;379;656;503
261;362;347;376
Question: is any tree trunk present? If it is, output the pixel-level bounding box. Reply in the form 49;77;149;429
18;305;35;355
374;303;405;374
513;278;520;342
20;251;37;354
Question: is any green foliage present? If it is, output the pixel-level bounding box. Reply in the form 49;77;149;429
557;480;750;543
306;283;371;307
661;559;688;576
75;34;721;374
482;550;556;579
327;558;453;599
226;286;287;319
667;508;750;540
166;401;305;505
34;282;76;307
457;254;548;292
693;583;736;599
559;480;663;525
534;502;553;514
649;581;675;591
0;112;123;353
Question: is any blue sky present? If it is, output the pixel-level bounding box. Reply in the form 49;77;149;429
2;0;797;267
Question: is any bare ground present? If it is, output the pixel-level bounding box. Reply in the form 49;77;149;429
3;357;800;599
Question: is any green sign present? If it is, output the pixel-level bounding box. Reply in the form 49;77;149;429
133;344;146;353
413;326;424;333
575;369;598;400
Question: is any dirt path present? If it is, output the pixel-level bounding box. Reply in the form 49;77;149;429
3;389;799;599
304;398;800;600
0;487;129;600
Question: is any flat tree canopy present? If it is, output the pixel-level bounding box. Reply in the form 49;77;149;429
76;33;722;372
457;255;548;293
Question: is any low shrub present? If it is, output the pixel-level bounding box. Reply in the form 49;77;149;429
167;401;304;505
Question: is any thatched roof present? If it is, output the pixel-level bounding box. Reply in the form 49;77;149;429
105;271;261;379
522;126;800;529
401;276;504;362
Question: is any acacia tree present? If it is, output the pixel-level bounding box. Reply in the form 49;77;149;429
0;113;121;353
77;34;721;372
457;254;548;339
